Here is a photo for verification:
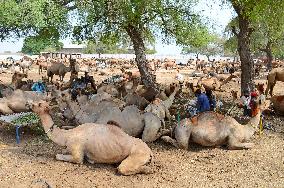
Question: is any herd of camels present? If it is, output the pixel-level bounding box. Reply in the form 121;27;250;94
0;59;284;175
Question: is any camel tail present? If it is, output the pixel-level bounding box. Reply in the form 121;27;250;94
107;120;121;128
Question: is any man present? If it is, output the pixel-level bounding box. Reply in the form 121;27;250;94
239;90;251;117
31;80;46;93
195;89;210;113
205;88;216;111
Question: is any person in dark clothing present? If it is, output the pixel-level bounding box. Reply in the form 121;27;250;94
205;89;216;111
195;89;210;113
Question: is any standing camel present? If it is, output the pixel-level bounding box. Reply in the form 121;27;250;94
265;68;284;96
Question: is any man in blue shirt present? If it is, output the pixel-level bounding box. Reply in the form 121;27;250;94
31;80;46;93
195;89;210;113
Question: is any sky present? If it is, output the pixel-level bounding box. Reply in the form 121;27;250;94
0;0;234;55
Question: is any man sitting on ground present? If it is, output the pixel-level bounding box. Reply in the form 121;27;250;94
195;89;210;113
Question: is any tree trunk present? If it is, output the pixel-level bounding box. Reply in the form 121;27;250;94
206;55;210;62
231;2;254;95
196;53;199;59
237;17;254;94
125;25;158;91
260;41;273;71
266;42;273;71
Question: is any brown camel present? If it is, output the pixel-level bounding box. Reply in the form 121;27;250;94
197;74;237;91
0;90;49;114
270;95;284;115
265;68;284;96
162;99;270;150
27;101;153;175
57;92;167;143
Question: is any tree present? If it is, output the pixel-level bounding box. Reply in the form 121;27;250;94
0;0;207;90
226;0;284;93
251;3;284;70
84;38;156;55
182;34;223;61
22;35;63;55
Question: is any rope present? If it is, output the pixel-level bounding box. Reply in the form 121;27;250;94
259;114;263;136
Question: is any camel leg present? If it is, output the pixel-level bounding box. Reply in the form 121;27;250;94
228;137;254;150
269;82;276;97
161;136;179;148
174;125;191;149
142;113;162;142
161;119;166;129
56;144;84;164
265;81;270;96
117;142;152;175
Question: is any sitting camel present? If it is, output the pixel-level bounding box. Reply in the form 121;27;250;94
0;90;48;114
144;85;179;128
162;99;269;150
265;68;284;96
57;92;169;142
197;74;237;91
27;101;153;175
11;72;27;89
270;95;284;115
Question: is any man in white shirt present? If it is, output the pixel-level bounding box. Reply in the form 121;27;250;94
240;90;251;117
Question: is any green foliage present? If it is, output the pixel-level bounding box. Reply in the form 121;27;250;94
223;35;238;56
225;0;284;58
0;0;69;41
22;28;63;55
73;0;206;47
182;34;223;59
84;39;156;54
1;0;205;56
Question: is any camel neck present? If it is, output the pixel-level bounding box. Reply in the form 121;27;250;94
245;110;261;129
163;88;178;109
221;75;234;86
38;113;68;147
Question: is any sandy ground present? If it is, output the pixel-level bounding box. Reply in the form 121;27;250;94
0;66;284;188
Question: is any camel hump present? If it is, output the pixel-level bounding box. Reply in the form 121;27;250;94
107;120;121;128
190;111;225;126
190;116;198;126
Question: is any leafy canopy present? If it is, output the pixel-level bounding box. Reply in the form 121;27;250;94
0;0;208;50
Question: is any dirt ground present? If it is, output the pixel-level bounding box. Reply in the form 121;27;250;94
0;67;284;188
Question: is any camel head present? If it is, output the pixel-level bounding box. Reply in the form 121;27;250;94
12;72;27;81
152;98;162;105
26;100;50;114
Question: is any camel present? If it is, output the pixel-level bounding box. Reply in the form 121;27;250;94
57;92;169;143
47;63;71;82
124;93;150;110
37;60;50;75
161;99;270;150
163;59;176;70
197;74;237;91
11;72;27;89
265;68;284;96
27;101;153;175
270;95;284;115
97;84;119;97
19;59;33;74
0;90;48;114
144;85;179;128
